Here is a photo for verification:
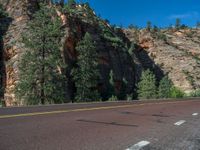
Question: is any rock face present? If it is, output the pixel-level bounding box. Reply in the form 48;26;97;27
0;1;135;105
0;0;41;106
125;28;200;93
3;1;199;105
61;4;135;100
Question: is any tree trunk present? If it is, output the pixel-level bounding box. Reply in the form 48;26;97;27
41;36;45;105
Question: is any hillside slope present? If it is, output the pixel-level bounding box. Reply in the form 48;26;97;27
0;1;135;105
125;28;200;93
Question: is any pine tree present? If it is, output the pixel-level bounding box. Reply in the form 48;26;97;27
107;70;118;100
118;78;127;100
158;76;172;98
109;70;115;95
52;0;64;5
67;0;76;8
175;18;181;30
15;3;67;105
146;21;152;31
196;21;200;28
72;32;100;102
137;69;157;99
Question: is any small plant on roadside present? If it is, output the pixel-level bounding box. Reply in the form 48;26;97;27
189;89;200;97
126;94;133;101
108;95;118;101
170;86;185;98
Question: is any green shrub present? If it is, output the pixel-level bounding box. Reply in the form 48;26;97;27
170;86;185;98
0;99;5;107
189;89;200;97
126;94;133;101
108;95;118;101
156;32;167;41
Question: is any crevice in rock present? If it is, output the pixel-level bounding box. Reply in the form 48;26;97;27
0;8;12;104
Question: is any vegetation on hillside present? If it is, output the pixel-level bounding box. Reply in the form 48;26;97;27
137;70;185;100
1;0;200;106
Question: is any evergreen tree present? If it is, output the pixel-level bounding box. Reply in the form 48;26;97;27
0;5;7;20
101;70;116;100
67;0;76;7
175;18;181;30
153;25;159;32
158;76;172;98
109;70;115;96
137;69;157;99
118;78;127;100
146;21;152;31
52;0;64;5
196;21;200;28
72;32;100;102
15;3;66;105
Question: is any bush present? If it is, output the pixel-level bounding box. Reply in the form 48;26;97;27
126;94;133;101
0;99;5;107
170;86;185;98
189;89;200;97
108;95;118;101
156;32;167;41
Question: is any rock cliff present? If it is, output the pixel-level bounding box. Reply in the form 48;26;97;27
1;0;200;105
125;28;200;93
0;0;41;105
0;1;135;105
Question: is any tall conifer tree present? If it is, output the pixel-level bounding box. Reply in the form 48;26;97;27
137;69;157;99
15;3;67;105
158;76;172;98
72;32;100;102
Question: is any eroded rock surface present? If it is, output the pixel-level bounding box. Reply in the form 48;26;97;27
125;28;200;93
0;1;135;105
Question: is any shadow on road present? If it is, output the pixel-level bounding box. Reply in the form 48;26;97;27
119;111;172;118
77;119;138;127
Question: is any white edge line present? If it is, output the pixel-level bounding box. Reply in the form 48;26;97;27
126;140;150;150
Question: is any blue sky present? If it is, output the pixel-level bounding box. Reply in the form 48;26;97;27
66;0;200;28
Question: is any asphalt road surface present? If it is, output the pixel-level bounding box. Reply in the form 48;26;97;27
0;99;200;150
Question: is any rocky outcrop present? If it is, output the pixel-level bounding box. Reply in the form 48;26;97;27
125;28;200;93
0;1;135;105
0;0;42;106
61;4;135;100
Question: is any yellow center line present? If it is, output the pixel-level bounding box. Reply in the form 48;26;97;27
0;100;196;119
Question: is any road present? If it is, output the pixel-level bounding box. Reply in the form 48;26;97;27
0;99;200;150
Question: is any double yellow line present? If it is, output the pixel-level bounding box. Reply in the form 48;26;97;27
0;100;195;119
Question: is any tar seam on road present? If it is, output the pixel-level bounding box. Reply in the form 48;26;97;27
174;120;186;126
0;100;198;119
126;141;150;150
